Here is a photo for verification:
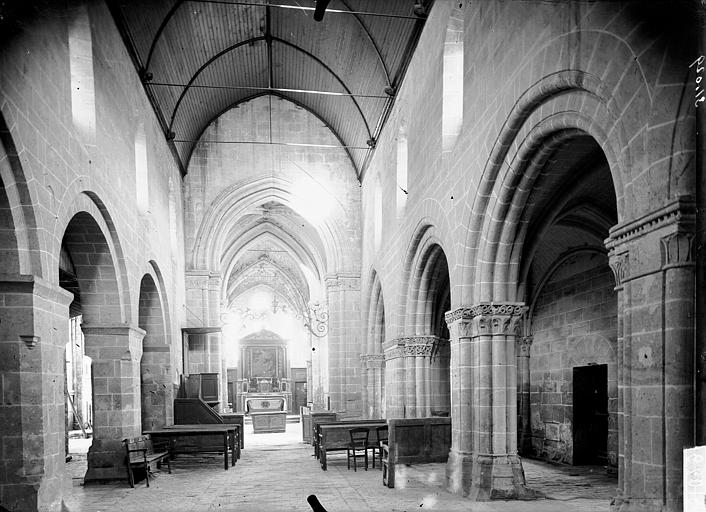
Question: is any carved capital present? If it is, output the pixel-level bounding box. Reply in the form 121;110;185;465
324;272;360;291
360;353;385;368
516;336;533;357
660;231;694;268
383;338;406;361
608;250;629;289
402;336;438;357
446;304;526;338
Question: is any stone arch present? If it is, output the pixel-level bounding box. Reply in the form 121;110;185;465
138;270;172;431
399;222;452;419
0;112;42;276
460;68;634;305
477;104;620;472
61;210;124;326
190;176;343;273
398;211;454;335
58;205;143;482
220;221;326;296
53;190;132;323
474;112;620;304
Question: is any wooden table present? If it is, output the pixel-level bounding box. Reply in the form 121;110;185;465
144;424;239;470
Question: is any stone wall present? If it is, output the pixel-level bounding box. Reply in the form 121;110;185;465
529;253;618;466
0;1;186;507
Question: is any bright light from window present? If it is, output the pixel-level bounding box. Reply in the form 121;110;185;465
290;179;334;224
248;291;271;312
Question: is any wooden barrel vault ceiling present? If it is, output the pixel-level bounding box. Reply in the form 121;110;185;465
108;0;433;179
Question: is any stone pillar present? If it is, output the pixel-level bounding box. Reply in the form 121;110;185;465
83;324;145;482
360;354;384;418
445;304;533;500
404;341;417;418
0;276;73;512
430;337;451;415
607;198;695;512
324;273;361;414
403;336;438;417
383;339;405;418
360;354;370;418
516;336;532;454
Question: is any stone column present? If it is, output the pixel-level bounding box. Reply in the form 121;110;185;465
445;304;532;500
83;324;145;482
430;337;451;415
404;336;437;417
516;336;532;454
607;198;695;512
360;354;370;418
325;273;361;414
383;339;405;418
0;276;73;511
404;340;417;418
360;354;385;418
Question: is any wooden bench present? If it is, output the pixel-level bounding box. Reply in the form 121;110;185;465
313;419;383;460
317;420;386;470
123;434;171;487
381;417;451;488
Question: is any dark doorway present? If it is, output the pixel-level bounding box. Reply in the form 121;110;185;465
294;381;307;414
573;364;608;465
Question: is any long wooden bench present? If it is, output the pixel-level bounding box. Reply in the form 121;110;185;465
123;434;171;487
313;419;386;460
316;420;386;470
381;417;451;488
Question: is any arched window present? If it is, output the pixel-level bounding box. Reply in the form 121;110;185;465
69;5;95;143
135;123;149;213
442;3;464;153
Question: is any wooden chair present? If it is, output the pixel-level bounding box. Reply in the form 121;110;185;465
347;427;369;471
368;425;388;470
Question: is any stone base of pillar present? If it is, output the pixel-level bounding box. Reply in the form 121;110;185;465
446;449;474;494
447;451;539;500
84;439;127;483
612;496;679;512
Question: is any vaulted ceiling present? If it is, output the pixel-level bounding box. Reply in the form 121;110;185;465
109;0;431;178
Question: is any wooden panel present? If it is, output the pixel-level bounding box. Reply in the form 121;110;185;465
251;411;287;433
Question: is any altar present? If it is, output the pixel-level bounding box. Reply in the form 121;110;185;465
234;330;293;430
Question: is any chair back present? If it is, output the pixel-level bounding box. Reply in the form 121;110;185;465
376;425;388;445
349;427;369;448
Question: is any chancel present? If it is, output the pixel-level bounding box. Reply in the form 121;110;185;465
0;1;702;511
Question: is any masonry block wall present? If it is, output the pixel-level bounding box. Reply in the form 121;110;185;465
529;253;618;466
359;1;695;509
0;1;186;507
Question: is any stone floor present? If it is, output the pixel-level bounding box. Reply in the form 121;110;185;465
62;423;617;512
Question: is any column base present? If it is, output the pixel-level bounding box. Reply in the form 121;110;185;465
446;449;474;494
611;495;679;512
84;439;127;483
447;450;541;500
